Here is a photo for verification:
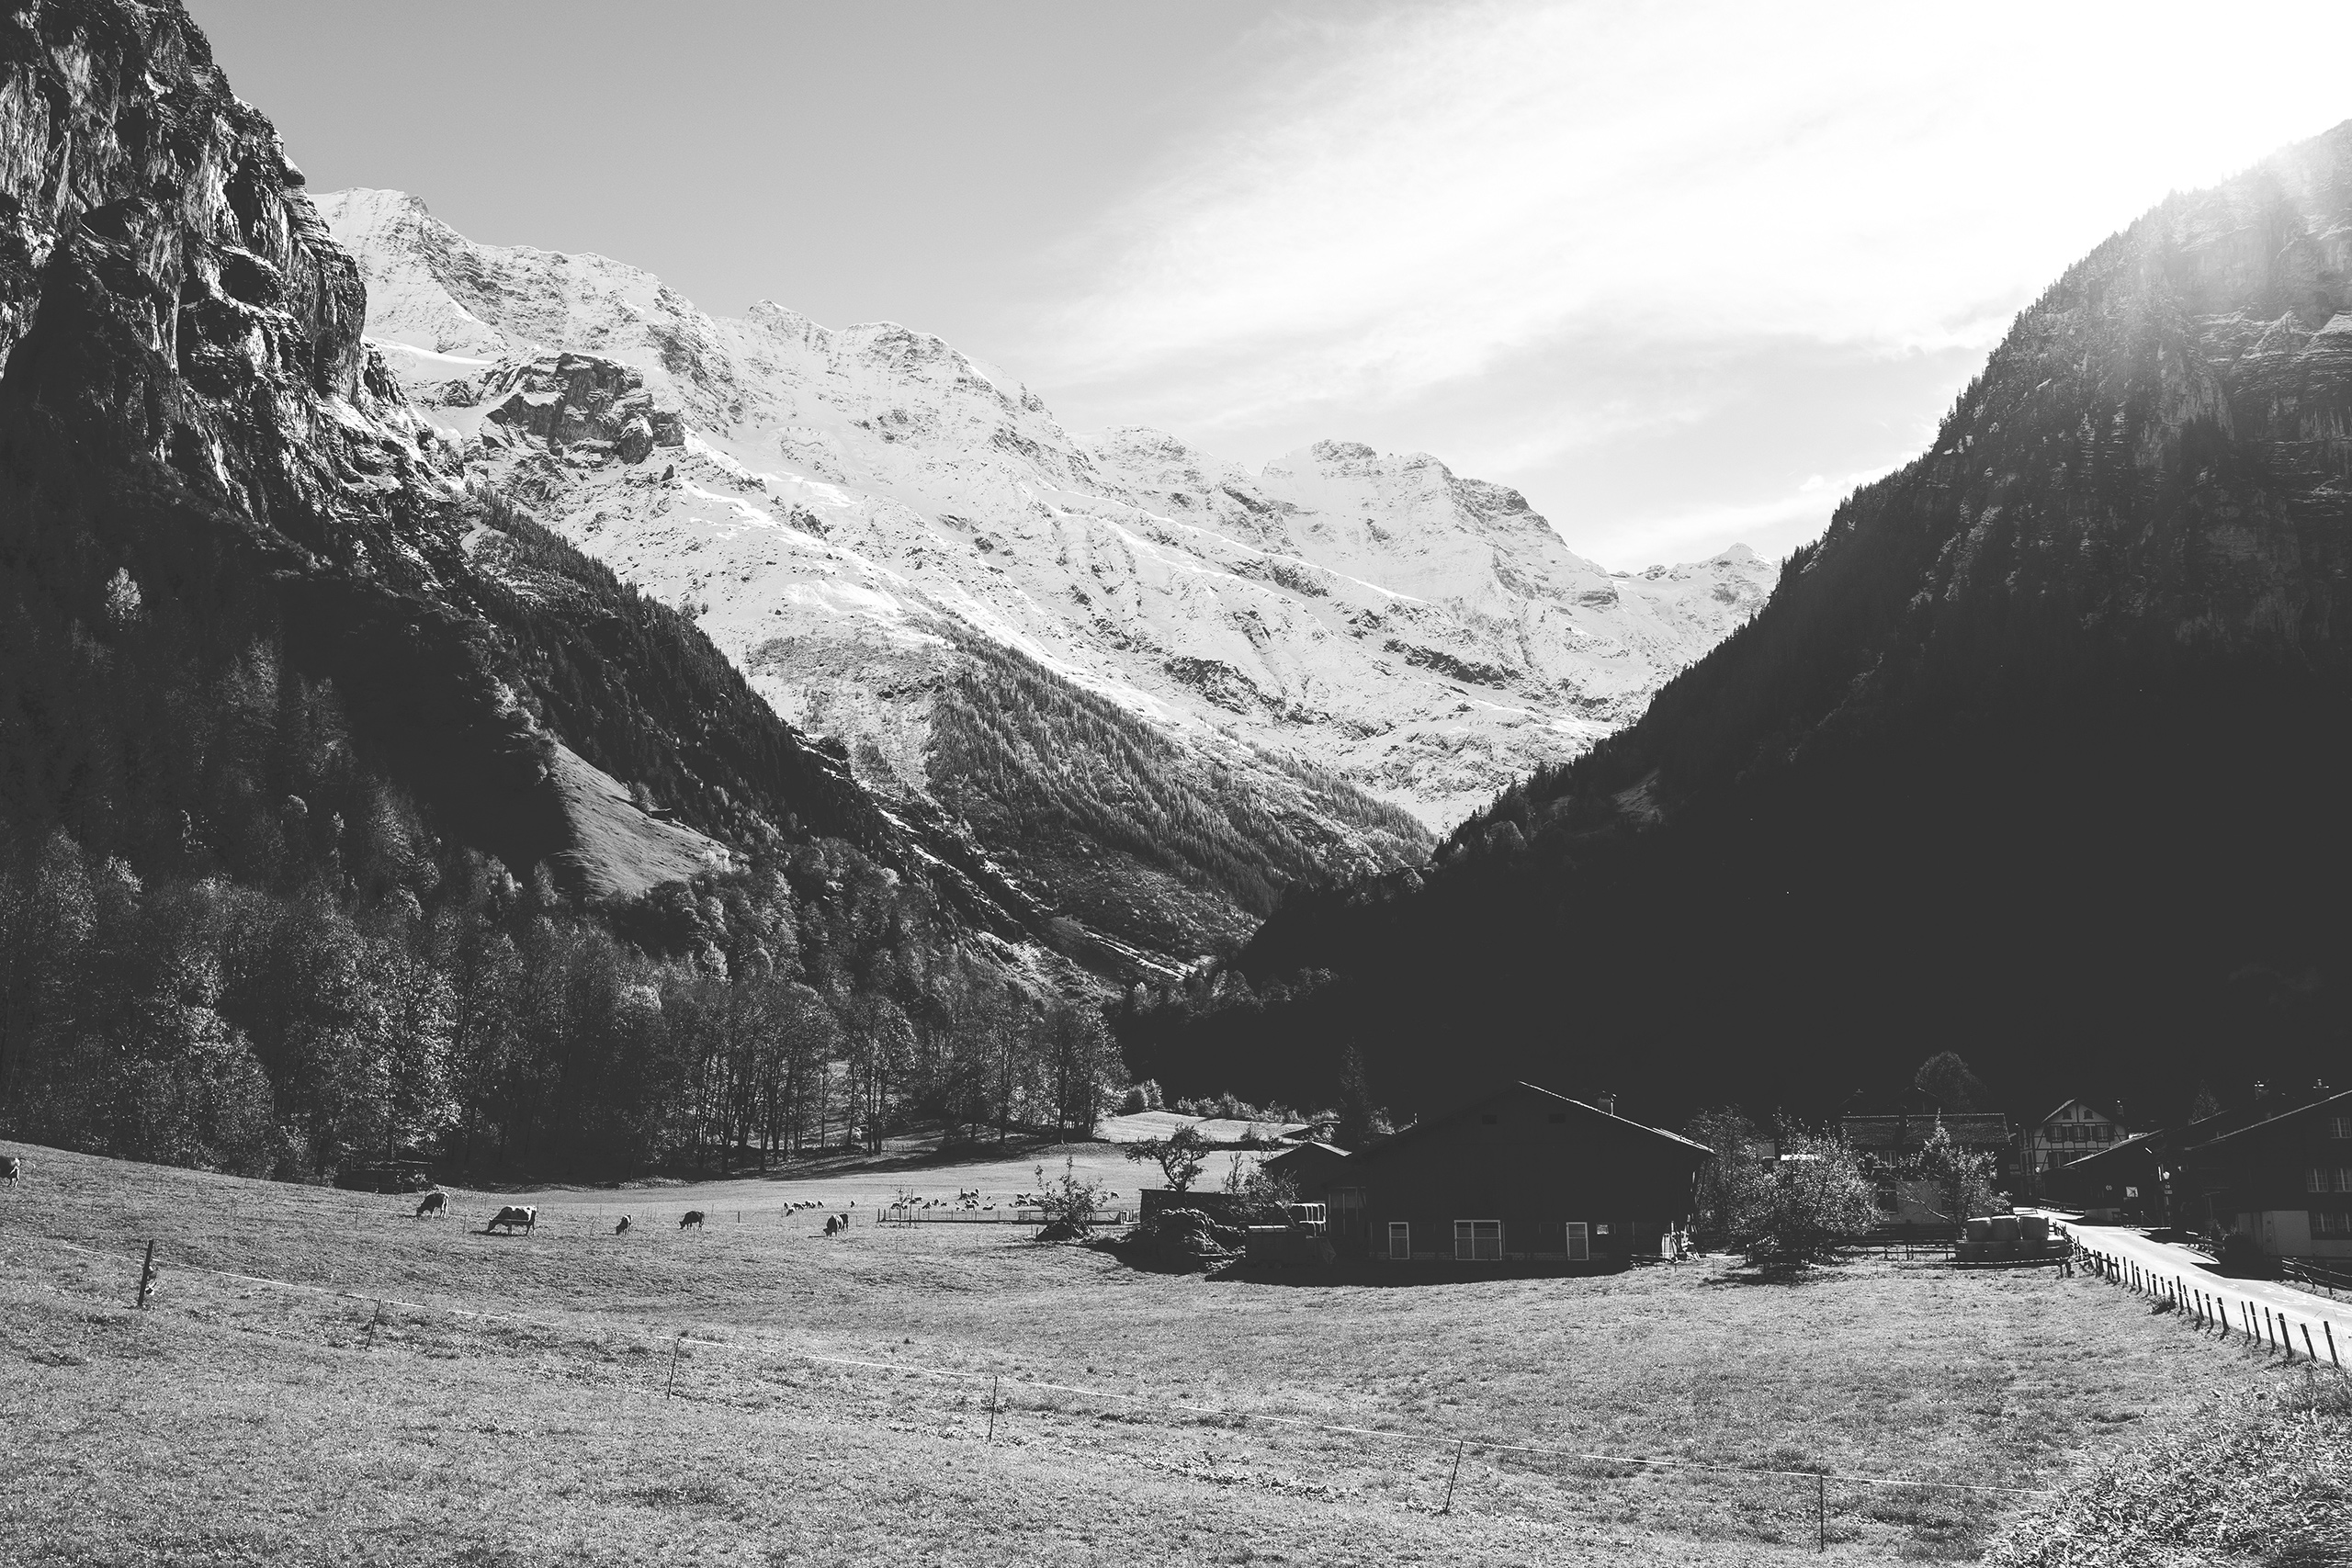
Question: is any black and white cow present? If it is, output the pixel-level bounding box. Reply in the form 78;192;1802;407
615;1215;631;1235
414;1190;447;1219
0;1156;19;1187
679;1211;705;1231
487;1204;537;1235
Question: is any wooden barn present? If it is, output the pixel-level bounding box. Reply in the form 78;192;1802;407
1304;1082;1710;1268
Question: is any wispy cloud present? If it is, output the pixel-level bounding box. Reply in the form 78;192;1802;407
1023;0;2347;564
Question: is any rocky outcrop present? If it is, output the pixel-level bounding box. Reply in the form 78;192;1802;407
479;353;684;462
0;0;461;568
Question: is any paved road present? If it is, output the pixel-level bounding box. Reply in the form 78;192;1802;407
2037;1213;2351;1371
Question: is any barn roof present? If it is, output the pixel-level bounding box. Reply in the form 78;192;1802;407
2179;1087;2351;1156
1261;1140;1349;1168
1353;1081;1711;1165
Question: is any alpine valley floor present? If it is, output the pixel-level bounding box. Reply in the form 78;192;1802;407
0;1142;2318;1567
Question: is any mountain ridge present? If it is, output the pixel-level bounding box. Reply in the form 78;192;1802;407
1126;118;2352;1127
317;186;1774;964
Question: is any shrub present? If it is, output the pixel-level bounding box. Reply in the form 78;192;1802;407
1718;1134;1878;1269
1024;1157;1112;1237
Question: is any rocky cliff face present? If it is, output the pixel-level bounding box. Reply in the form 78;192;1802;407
0;3;451;570
315;187;1771;959
0;0;1067;958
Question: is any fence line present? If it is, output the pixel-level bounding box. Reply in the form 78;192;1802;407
4;1227;2057;1502
2075;1241;2345;1372
877;1205;1132;1227
2284;1256;2352;1302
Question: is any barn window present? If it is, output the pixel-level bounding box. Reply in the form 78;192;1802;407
1387;1222;1410;1260
1453;1220;1501;1261
2334;1115;2352;1140
1565;1221;1589;1261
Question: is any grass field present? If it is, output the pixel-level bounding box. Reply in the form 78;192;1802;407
0;1140;2319;1565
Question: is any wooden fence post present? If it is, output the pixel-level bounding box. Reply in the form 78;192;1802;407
986;1374;1000;1443
666;1333;684;1398
2327;1320;2339;1368
1441;1438;1465;1516
134;1240;156;1309
2302;1323;2317;1361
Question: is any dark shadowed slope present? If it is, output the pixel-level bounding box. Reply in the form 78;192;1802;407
1128;120;2352;1127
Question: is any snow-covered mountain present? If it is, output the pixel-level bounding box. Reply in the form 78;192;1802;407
317;188;1772;960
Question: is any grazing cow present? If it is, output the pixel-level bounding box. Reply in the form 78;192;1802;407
0;1156;19;1186
487;1204;537;1235
615;1215;631;1235
414;1190;447;1219
822;1215;840;1236
680;1211;705;1231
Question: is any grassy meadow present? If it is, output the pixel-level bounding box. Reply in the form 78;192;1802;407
0;1140;2320;1565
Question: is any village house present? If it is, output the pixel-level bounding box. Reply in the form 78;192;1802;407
2176;1087;2352;1262
1281;1082;1709;1267
2046;1098;2273;1224
2020;1099;2129;1199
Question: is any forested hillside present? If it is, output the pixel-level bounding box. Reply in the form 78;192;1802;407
929;630;1428;958
0;0;1113;1180
1129;121;2352;1128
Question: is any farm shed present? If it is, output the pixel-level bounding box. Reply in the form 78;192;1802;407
1259;1141;1360;1237
1333;1082;1709;1268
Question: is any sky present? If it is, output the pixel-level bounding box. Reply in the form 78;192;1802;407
191;0;2348;569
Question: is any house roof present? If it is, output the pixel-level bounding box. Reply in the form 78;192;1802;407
2036;1098;2122;1128
1841;1111;2010;1150
2057;1131;2162;1172
2180;1087;2352;1156
1351;1081;1711;1166
1261;1141;1349;1168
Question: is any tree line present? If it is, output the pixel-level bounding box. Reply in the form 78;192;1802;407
0;818;1123;1180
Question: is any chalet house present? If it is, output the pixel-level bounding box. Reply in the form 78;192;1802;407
1283;1082;1709;1268
2021;1100;2129;1198
2047;1100;2272;1224
2176;1088;2352;1261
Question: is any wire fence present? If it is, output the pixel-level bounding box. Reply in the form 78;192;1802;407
5;1227;2062;1551
877;1205;1133;1226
